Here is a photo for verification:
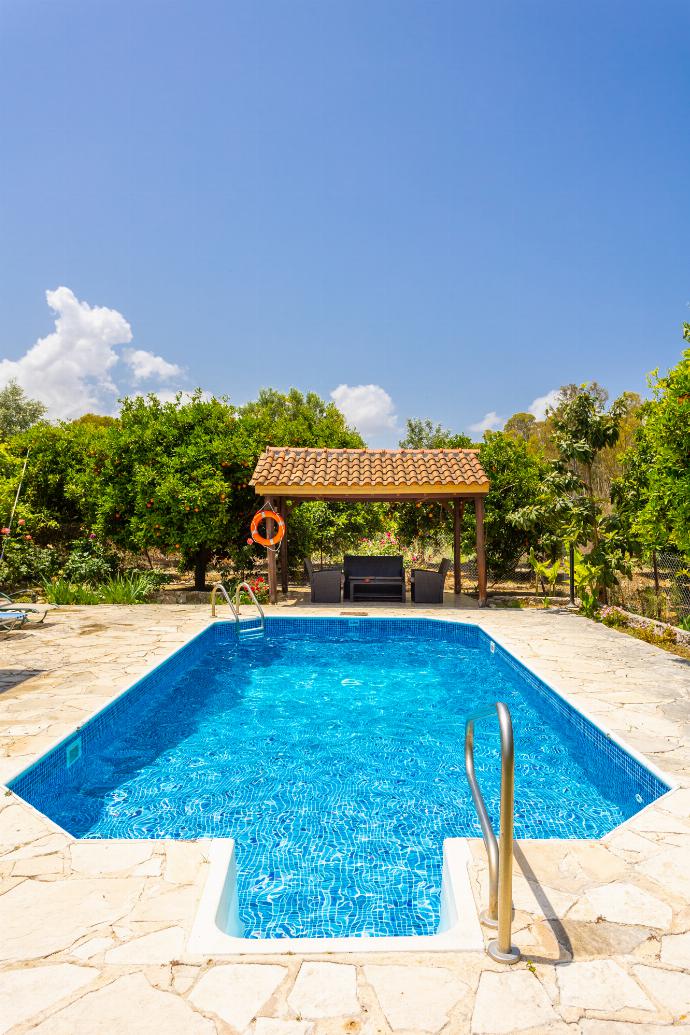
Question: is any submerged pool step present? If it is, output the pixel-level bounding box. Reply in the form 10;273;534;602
236;852;440;940
238;617;264;640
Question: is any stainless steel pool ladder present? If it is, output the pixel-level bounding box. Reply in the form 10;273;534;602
465;701;520;964
234;581;265;638
210;583;240;622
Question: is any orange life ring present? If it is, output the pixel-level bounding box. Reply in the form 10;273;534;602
250;509;285;548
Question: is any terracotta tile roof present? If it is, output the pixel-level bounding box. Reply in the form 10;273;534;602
250;447;489;493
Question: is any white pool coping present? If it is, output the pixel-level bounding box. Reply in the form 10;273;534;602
188;837;484;955
6;612;675;957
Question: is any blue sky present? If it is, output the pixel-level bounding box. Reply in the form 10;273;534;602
1;1;688;443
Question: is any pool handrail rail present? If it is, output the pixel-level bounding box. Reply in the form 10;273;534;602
234;581;266;632
210;582;240;622
464;700;520;964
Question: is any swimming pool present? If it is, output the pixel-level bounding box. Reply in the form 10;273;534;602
10;617;668;941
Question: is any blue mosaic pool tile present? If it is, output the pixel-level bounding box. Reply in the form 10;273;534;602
10;624;212;803
485;634;668;803
8;615;670;941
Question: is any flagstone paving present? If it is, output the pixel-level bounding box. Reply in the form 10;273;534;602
1;602;689;1033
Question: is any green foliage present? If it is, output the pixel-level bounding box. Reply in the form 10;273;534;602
399;418;472;450
42;571;159;605
532;385;634;601
293;500;386;565
76;387;365;590
395;419;472;556
0;381;47;440
98;572;159;604
41;579;102;605
82;392;255;589
503;412;536;442
621;342;690;555
61;537;119;583
123;567;175;588
573;552;602;617
1;343;685;601
478;432;547;577
551;384;625;468
528;548;562;593
348;529;422;568
223;575;270;605
2;419;109;540
678;614;690;632
240;388;364;450
394;499;453;558
0;533;61;589
599;605;629;628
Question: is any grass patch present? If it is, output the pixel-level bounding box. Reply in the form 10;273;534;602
598;606;690;660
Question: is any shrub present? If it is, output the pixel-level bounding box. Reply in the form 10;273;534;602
41;579;101;605
225;575;270;605
122;567;175;588
61;537;119;583
599;606;629;629
41;571;159;605
0;534;61;590
98;572;158;604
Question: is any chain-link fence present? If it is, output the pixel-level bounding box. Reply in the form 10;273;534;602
462;550;689;625
460;557;548;594
610;551;690;625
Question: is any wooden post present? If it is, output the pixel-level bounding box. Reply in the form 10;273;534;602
475;496;487;607
279;498;289;595
453;498;462;595
264;496;278;605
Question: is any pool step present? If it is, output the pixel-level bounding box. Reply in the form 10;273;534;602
238;618;264;640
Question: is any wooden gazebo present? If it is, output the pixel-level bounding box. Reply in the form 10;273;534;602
249;447;489;606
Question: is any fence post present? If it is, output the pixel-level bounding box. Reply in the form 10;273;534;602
569;545;575;606
652;550;661;618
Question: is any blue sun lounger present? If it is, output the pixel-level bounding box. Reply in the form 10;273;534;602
0;609;29;631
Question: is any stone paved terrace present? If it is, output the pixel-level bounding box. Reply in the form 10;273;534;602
1;602;689;1034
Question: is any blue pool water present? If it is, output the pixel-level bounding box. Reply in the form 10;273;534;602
11;618;667;939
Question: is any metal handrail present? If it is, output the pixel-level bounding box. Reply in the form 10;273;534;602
235;581;266;631
210;583;239;621
465;701;520;964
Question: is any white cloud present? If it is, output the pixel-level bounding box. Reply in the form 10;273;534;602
330;383;399;440
528;388;560;420
123;348;182;382
0;287;183;419
468;410;504;434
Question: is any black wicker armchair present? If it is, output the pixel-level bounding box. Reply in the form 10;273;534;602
410;558;452;604
304;558;344;603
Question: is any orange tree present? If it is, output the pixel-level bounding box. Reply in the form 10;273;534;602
87;387;365;588
2;417;112;542
87;392;258;589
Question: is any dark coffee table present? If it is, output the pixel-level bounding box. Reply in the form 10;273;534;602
349;576;405;602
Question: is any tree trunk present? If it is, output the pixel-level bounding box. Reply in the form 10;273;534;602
193;549;210;591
